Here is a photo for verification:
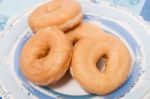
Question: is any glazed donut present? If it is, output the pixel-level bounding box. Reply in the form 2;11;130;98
20;27;72;86
28;0;83;32
66;22;105;45
71;35;131;95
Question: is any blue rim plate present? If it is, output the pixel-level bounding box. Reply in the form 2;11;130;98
0;0;150;99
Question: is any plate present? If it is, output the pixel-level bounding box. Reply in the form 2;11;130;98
0;0;150;99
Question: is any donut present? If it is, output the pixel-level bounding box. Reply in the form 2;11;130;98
66;22;105;45
28;0;83;32
71;35;131;95
20;27;72;86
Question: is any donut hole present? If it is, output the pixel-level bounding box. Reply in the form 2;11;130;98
72;39;79;46
96;56;106;72
37;47;50;59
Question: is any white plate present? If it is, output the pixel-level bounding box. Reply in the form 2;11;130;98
0;0;150;99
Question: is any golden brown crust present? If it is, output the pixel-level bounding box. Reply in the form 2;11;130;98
28;0;83;32
66;22;106;45
20;27;72;85
70;32;131;95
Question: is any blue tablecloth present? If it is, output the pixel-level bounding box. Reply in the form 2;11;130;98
96;0;150;23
